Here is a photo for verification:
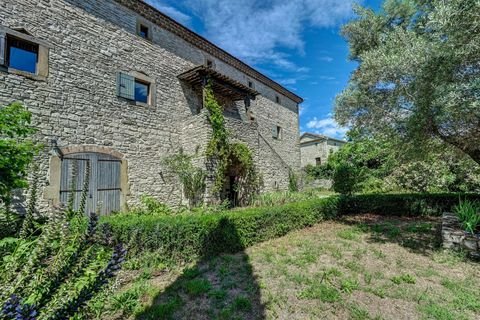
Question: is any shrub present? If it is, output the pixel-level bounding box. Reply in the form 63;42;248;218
128;195;174;216
162;150;206;208
102;193;480;263
288;169;299;192
332;163;360;195
102;197;340;262
453;199;480;234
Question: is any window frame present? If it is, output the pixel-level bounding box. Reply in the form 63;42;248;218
272;125;282;140
117;71;156;107
0;26;50;80
136;18;153;41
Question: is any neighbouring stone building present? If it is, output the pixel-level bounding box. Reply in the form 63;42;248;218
0;0;303;214
300;133;346;168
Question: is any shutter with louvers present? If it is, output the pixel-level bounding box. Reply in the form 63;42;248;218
116;72;135;100
0;33;5;66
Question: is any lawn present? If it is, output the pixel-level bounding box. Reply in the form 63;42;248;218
96;214;480;320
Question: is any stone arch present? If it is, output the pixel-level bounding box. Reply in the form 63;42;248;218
44;145;129;212
60;144;125;159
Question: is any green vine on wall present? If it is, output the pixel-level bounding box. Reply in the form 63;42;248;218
203;84;262;205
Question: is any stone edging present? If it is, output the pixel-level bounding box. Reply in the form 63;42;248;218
442;212;480;259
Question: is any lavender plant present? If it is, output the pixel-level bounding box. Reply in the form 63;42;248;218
0;162;126;320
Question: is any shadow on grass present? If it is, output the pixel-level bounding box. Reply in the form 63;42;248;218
338;214;443;256
135;218;266;320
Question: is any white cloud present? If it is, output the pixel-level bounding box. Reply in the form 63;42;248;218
319;56;334;62
299;105;307;116
146;1;192;26
306;116;348;139
184;0;359;68
318;75;336;80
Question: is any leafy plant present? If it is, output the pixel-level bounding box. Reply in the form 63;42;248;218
0;164;126;320
391;274;416;285
453;199;480;234
288;169;299;192
163;149;206;208
0;102;39;207
332;163;360;195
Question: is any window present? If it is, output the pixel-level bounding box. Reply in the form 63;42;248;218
275;95;280;104
272;125;282;139
117;71;155;105
139;24;149;39
136;18;152;41
315;157;321;166
7;36;38;73
206;59;214;68
0;27;50;79
248;80;254;89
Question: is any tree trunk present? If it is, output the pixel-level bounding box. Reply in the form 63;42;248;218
439;135;480;166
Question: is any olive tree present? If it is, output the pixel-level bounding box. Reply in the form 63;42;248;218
336;0;480;164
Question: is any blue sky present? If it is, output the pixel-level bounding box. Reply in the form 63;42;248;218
146;0;383;139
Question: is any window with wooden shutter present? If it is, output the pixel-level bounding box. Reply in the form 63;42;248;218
117;72;135;100
272;125;282;140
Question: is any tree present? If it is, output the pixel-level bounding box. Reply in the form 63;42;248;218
0;103;38;206
325;133;480;193
335;0;480;164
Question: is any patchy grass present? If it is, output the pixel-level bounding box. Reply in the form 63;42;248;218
91;215;480;320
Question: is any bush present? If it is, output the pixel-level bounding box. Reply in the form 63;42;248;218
332;163;360;195
127;195;174;216
288;169;299;192
102;197;340;262
102;193;480;263
337;193;480;217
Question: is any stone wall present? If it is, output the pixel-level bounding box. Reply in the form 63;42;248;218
300;139;345;167
0;0;301;212
442;212;480;259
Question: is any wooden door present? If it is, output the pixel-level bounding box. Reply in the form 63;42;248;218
60;153;121;215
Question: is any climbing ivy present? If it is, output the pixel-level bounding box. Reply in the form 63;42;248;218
203;84;262;205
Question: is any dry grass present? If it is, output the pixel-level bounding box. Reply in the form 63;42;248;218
98;215;480;320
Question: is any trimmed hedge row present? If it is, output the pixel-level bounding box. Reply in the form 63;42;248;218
337;193;480;216
101;193;480;262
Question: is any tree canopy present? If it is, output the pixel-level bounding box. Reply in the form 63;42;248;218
335;0;480;164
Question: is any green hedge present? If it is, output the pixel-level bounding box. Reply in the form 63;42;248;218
101;193;480;262
337;193;480;216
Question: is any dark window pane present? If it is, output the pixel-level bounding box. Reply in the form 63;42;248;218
8;38;38;74
139;25;149;39
134;80;149;103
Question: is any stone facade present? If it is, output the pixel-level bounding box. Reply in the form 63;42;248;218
300;133;346;168
0;0;302;213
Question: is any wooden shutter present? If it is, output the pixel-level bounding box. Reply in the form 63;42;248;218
117;72;135;100
0;33;5;66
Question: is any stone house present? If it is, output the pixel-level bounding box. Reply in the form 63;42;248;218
300;133;346;168
0;0;303;214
